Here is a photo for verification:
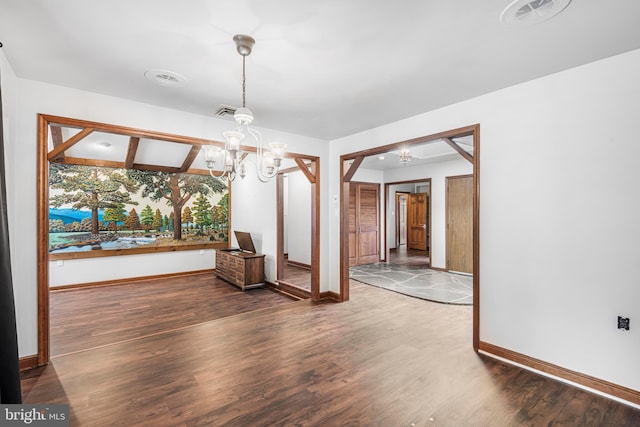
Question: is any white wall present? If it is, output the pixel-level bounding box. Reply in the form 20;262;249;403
230;151;328;284
1;59;328;356
286;170;311;265
329;48;640;392
384;159;472;268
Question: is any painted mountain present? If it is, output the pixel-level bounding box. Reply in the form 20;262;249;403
49;208;105;224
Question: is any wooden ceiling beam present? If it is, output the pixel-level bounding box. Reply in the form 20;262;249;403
50;126;63;148
124;137;140;169
180;145;201;172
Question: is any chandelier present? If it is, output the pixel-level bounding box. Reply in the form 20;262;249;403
398;147;412;165
204;34;286;182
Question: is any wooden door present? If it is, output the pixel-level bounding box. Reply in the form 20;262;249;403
348;183;380;266
408;193;428;251
447;175;473;274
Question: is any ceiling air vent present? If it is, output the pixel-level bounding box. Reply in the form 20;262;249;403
215;104;238;117
500;0;572;26
144;69;188;87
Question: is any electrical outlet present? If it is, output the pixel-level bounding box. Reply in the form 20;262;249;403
617;316;630;331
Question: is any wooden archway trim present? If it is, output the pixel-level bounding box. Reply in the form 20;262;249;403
47;127;94;162
294;158;316;184
443;137;473;163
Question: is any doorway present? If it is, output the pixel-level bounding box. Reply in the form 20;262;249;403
276;158;321;301
395;192;408;248
339;124;479;349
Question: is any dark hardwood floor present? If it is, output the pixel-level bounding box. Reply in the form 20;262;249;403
280;262;311;291
49;272;295;356
23;275;640;426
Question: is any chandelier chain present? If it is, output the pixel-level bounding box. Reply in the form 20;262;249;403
242;55;246;108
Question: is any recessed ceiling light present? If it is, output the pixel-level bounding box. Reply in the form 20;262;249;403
97;141;111;149
144;69;188;88
378;155;385;160
500;0;572;26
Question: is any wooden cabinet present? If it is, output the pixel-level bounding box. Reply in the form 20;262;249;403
216;249;265;290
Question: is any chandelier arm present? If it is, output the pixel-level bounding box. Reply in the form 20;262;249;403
208;168;228;179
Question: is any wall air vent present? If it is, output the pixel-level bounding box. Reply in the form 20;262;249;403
500;0;572;26
215;104;238;117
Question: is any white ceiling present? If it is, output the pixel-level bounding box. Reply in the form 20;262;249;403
2;0;640;140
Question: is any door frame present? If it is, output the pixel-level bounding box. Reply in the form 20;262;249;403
275;161;320;301
340;124;480;350
276;159;321;301
385;179;432;261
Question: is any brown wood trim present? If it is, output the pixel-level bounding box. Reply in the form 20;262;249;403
319;291;341;302
270;280;310;300
54;156;124;168
50;269;215;292
430;266;447;272
47;127;94;161
286;260;311;270
343;156;364;182
443;137;473;163
341;124;478;161
180;145;201;172
310;159;320;302
276;173;285;283
49;242;227;261
125;137;140;168
37;115;50;366
339;178;350;302
472;125;480;351
41;114;224;146
294;158;316;184
19;355;40;371
50;126;63;148
264;281;306;301
479;341;640;406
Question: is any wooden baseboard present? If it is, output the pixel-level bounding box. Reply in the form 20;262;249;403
430;266;447;272
319;291;341;302
479;341;640;406
265;281;307;300
389;248;397;253
50;269;216;292
19;355;40;371
286;260;311;270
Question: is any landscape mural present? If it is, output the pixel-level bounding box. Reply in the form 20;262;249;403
49;163;228;254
